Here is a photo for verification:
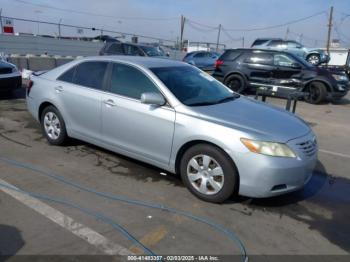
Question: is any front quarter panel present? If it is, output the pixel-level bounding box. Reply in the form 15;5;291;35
170;108;250;173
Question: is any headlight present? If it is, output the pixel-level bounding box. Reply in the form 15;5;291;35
241;138;296;158
332;74;348;82
12;66;18;73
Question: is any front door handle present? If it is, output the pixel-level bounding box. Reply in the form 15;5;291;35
55;86;64;93
103;99;116;107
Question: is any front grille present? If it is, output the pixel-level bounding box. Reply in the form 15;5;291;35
0;67;13;74
297;139;317;157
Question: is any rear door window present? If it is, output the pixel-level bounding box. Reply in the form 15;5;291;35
243;53;273;65
267;40;286;48
57;66;76;83
219;50;241;61
73;61;108;90
123;44;143;56
251;39;269;46
193;52;209;58
107;43;124;54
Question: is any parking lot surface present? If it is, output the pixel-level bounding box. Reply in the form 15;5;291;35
0;89;349;259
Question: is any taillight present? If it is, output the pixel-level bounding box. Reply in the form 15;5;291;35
215;60;224;69
26;79;33;95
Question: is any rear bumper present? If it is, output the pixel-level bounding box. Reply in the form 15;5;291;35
0;74;22;92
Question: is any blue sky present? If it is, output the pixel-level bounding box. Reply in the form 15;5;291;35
1;0;350;47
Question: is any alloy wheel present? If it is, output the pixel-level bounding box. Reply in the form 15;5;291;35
186;154;224;195
308;55;320;65
44;112;61;140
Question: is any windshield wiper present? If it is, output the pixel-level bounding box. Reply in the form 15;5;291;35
187;101;217;106
215;94;240;104
187;94;240;107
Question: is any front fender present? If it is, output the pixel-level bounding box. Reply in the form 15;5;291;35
303;77;334;93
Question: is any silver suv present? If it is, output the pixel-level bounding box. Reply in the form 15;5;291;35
251;38;330;65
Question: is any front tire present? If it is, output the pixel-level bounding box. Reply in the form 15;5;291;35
224;74;246;93
307;54;320;65
304;81;327;104
180;144;238;203
40;106;68;145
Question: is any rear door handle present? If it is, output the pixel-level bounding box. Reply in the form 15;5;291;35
55;86;64;93
103;99;116;107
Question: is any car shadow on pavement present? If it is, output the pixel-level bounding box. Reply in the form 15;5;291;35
0;224;25;259
0;88;26;101
64;139;183;187
330;97;350;106
231;160;350;252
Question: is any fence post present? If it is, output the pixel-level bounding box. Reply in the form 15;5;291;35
0;8;3;34
58;18;62;39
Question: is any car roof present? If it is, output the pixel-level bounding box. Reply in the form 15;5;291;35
253;38;283;41
225;48;283;53
79;55;188;68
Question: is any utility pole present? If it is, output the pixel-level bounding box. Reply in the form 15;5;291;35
0;8;3;34
216;24;221;51
326;6;334;54
285;27;289;40
242;37;245;47
58;18;62;39
180;15;185;51
299;33;303;44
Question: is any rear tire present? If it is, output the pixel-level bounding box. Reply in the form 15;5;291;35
180;144;238;203
40;106;68;145
304;82;327;104
224;74;246;93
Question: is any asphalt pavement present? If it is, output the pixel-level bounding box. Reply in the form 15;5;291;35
0;88;349;260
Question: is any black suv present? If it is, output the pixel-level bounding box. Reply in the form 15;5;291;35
99;42;167;57
213;49;349;104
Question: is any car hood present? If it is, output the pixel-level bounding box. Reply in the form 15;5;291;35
188;96;310;143
0;60;14;69
303;47;326;54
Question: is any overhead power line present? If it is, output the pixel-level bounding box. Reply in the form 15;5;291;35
221;28;243;42
186;11;327;32
186;21;218;33
13;0;178;21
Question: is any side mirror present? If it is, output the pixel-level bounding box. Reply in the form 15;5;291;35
141;92;166;106
292;62;302;69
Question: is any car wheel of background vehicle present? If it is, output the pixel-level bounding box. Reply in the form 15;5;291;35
224;74;246;93
304;81;327;104
307;54;320;65
180;144;238;203
40;106;68;145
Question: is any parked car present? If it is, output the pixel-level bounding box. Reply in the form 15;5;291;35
213;49;349;104
27;56;318;203
0;59;22;94
99;42;168;57
251;38;330;65
183;51;220;71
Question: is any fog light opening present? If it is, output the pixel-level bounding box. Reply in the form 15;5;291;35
271;184;287;191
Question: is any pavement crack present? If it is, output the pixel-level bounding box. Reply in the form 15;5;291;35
0;132;32;148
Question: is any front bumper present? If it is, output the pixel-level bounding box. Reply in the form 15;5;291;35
332;82;350;98
234;132;318;198
0;73;22;92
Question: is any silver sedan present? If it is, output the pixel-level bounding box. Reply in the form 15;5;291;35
26;56;318;203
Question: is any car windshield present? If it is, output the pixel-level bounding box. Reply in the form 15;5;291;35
140;46;164;57
151;66;239;106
